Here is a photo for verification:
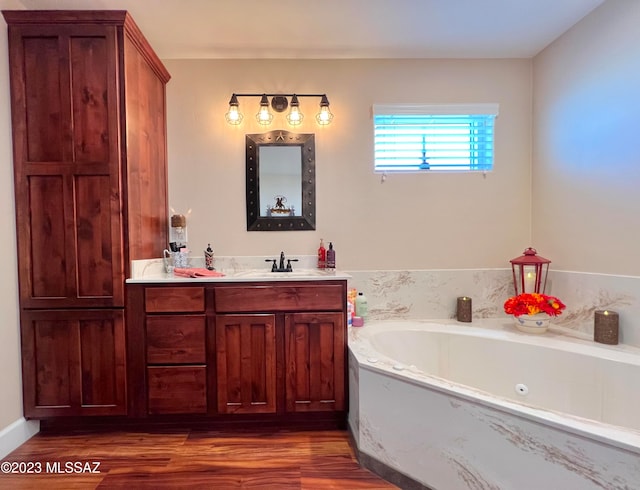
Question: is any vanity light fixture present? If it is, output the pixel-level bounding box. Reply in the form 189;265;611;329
226;93;332;127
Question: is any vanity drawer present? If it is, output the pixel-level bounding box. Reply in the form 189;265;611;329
145;287;205;313
215;285;344;313
146;315;206;364
147;366;206;414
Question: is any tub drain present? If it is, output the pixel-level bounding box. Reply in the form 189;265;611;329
515;383;529;396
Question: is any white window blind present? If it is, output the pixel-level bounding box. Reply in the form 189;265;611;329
373;103;499;172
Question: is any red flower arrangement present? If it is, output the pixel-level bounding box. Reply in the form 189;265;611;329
504;293;566;317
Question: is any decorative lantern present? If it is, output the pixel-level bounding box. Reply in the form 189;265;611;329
510;247;551;295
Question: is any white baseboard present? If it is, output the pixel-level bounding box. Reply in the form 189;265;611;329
0;417;39;459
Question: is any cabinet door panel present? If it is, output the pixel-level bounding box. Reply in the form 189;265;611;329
215;285;344;313
285;312;345;412
146;315;206;364
147;366;206;414
33;320;75;407
21;309;126;417
79;317;122;406
75;175;114;298
28;175;67;299
23;36;66;162
70;35;111;163
145;287;205;313
215;314;276;414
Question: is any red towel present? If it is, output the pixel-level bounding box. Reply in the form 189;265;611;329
173;267;225;278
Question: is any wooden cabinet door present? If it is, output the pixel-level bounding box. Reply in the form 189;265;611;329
285;312;346;412
147;366;207;415
6;23;123;308
20;309;126;418
215;314;277;414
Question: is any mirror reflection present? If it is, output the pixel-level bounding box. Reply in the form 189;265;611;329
246;130;315;231
259;146;302;217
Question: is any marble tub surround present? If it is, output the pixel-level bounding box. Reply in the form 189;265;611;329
128;255;350;282
345;268;640;347
345;269;513;321
550;271;640;347
348;320;640;489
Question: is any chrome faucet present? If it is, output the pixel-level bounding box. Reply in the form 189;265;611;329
265;251;299;272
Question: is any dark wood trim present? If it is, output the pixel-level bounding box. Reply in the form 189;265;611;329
126;285;146;418
39;411;347;432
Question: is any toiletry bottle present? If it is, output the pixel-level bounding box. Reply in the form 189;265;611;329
355;292;368;319
318;239;326;269
205;243;215;270
347;298;354;326
326;242;335;269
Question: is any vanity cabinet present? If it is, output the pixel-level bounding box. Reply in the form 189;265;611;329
126;280;347;427
3;10;170;418
214;284;346;415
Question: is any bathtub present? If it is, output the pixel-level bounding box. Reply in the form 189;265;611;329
348;319;640;490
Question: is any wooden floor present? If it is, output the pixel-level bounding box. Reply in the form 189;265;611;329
0;429;398;489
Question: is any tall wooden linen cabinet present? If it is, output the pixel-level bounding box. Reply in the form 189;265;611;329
3;11;170;418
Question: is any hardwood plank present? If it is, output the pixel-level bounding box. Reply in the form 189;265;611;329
0;429;397;489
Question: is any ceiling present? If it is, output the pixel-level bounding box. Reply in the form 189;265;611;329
17;0;606;59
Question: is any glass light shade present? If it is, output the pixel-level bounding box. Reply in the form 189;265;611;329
225;94;243;125
256;94;273;125
315;95;333;125
287;98;304;126
225;105;243;125
316;106;333;125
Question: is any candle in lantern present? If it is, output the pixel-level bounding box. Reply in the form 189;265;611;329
594;310;619;345
524;271;536;293
457;296;472;323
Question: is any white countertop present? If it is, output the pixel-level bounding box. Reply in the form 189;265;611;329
127;255;351;283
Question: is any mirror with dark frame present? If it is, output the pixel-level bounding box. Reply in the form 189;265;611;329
246;130;316;231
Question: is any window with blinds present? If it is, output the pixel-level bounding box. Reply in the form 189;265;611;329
373;103;499;172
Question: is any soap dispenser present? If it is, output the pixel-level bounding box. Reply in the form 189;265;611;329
317;239;326;269
355;292;368;319
205;243;215;270
326;242;336;269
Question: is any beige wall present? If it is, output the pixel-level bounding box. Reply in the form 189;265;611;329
0;0;25;433
164;58;533;270
532;0;640;275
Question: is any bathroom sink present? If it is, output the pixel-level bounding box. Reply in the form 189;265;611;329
230;268;336;279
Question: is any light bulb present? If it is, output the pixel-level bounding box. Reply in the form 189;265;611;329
256;94;273;125
225;106;243;125
225;94;243;125
316;95;333;126
286;95;304;126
